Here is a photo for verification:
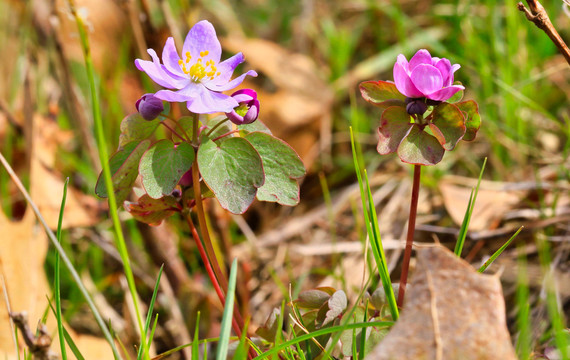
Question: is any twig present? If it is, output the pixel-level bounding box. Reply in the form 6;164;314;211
517;0;570;65
10;312;58;360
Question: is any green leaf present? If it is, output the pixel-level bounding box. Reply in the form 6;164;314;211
455;100;481;141
200;115;233;141
244;132;305;206
429;102;466;151
177;116;195;140
124;194;178;226
238;119;272;135
255;308;281;343
397;126;444;165
118;113;160;147
339;307;366;357
139;140;195;199
95;140;151;205
376;106;413;155
359;81;406;110
197;137;264;214
447;82;464;103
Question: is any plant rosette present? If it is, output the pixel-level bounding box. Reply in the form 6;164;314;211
359;49;481;166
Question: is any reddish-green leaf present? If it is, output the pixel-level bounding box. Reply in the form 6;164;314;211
296;287;336;309
245;132;305;206
197;137;264;214
455;100;481;141
139;140;195;199
360;81;406;110
119;113;160;147
95;140;151;206
397;126;445;165
430;103;466;151
377;106;414;155
323;290;348;326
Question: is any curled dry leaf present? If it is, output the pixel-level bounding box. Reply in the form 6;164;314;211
367;245;517;360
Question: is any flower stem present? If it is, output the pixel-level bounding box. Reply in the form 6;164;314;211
205;117;230;138
397;164;421;307
185;214;243;337
211;130;239;143
189;113;250;342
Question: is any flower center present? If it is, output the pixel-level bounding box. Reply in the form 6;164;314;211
178;50;221;82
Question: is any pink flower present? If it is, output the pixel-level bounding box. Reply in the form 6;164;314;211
393;49;464;102
135;20;257;114
225;89;259;125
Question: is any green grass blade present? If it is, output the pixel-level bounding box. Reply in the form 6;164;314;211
192;311;200;360
62;326;86;360
478;226;523;273
454;157;487;257
216;258;238;360
537;238;569;360
349;126;398;320
55;178;69;360
1;275;19;359
253;321;392;360
66;1;147;358
137;265;164;360
515;247;531;360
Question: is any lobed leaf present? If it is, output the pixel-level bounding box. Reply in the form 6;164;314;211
238;119;272;135
139;140;195;199
95;140;151;205
360;81;406;110
296;287;336;309
118;113;160;147
197;137;264;214
455;100;481;141
322;290;348;326
397;126;445;165
429;102;466;151
245;132;305;206
376;106;413;155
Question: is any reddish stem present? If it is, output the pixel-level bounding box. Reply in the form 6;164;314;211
397;164;421;307
185;215;243;338
211;130;239;142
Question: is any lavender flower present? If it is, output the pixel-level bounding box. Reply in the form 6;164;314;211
136;93;164;120
225;89;260;125
393;49;464;102
135;20;257;114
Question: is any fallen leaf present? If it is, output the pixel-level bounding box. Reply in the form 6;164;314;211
439;179;522;231
367;245;517;360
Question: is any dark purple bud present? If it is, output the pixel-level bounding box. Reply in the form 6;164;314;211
405;97;428;115
178;168;193;187
225;89;260;125
136;93;164;120
171;188;182;198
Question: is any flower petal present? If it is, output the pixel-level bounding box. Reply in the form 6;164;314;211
154;82;202;102
187;87;239;114
162;37;185;78
426;85;465;102
408;49;433;71
182;20;222;65
410;64;443;96
393;62;423;98
396;54;409;72
434;58;452;86
204;70;257;92
135;49;187;89
206;53;245;86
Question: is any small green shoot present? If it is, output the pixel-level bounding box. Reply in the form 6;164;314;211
216;258;238;360
478;226;523;273
55;178;69;360
454;157;487;257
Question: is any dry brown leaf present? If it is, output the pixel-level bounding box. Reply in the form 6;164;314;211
0;210;113;359
367;245;517;360
439;180;522;231
31;114;99;229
